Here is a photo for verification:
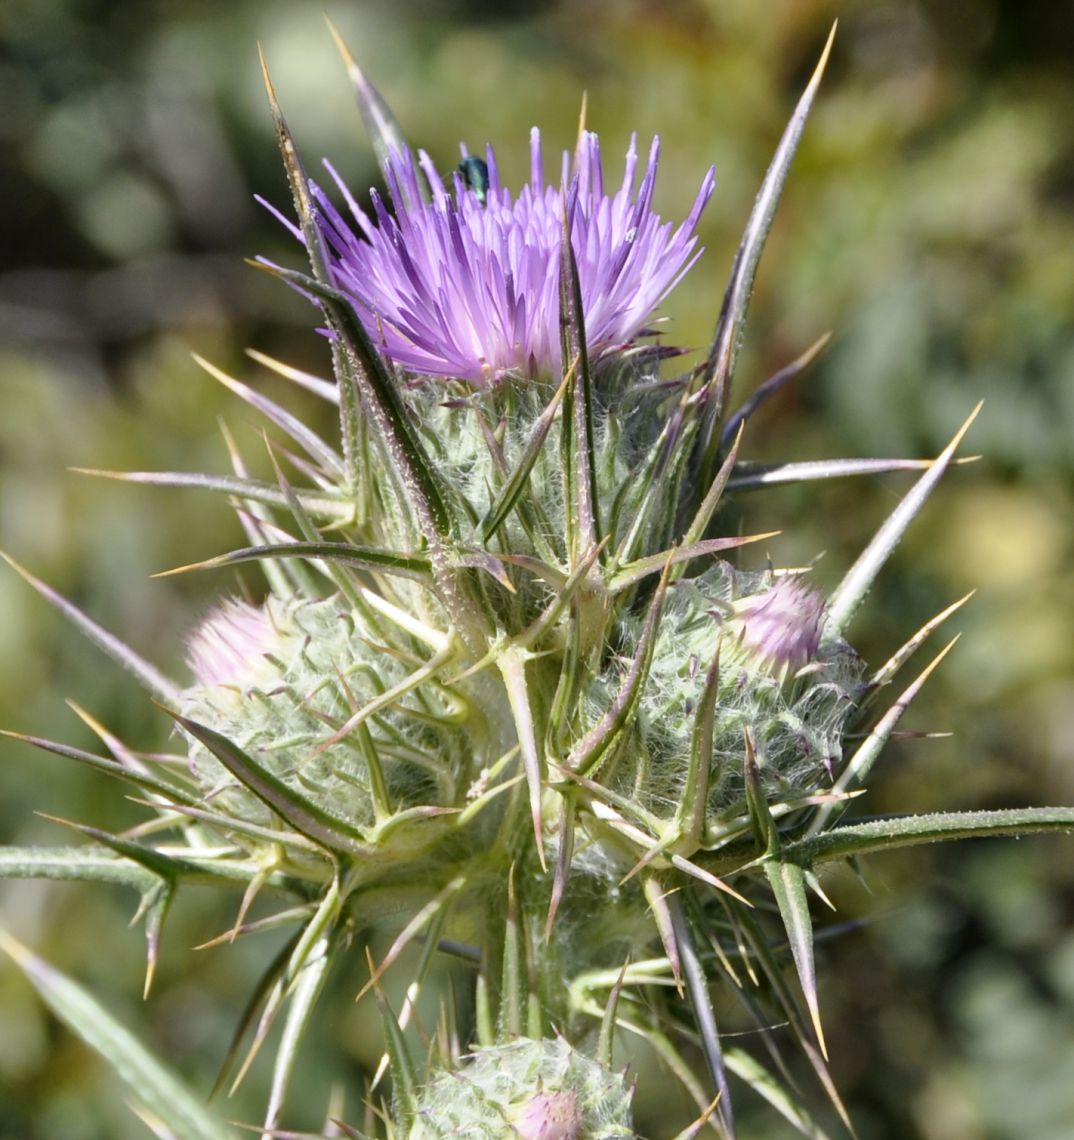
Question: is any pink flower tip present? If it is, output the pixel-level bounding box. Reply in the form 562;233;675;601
512;1089;584;1140
735;577;827;679
185;599;279;689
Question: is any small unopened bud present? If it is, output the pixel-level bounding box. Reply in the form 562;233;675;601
185;598;279;689
511;1088;584;1140
406;1038;634;1139
735;576;826;680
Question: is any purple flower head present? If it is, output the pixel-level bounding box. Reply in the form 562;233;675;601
185;599;279;689
734;577;827;681
306;130;715;385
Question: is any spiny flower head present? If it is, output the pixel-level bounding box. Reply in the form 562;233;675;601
309;129;715;384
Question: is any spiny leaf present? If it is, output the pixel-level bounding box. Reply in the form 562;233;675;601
565;560;672;777
694;24;836;478
326;19;415;193
612;384;694;565
596;959;628;1070
65;700;171;780
0;551;180;702
479;367;571;542
355;876;465;1004
34;813;194;886
558;198;601;566
195;904;315;951
786;807;1074;866
825;403;981;638
264;443;368;610
0;932;234;1140
499;647;548;869
743;731;779;856
260;43;361;501
455;548;515;592
210;932;303;1103
0;842;303;896
545;802;575;938
811;637;960;835
257;262;455;543
0;729;198;805
229;879;343;1097
723;1048;833;1140
722;904;855;1136
70;469;352;520
262;263;492;648
308;639;459;759
167;711;370;857
679;645;722;848
866;592;973;694
643;874;682;989
669;894;736;1138
217;421;310;599
500;867;524;1038
155;541;431;581
679;422;745;551
259;45;330;281
720;331;832;449
764;856;826;1060
670;1097;726;1140
0;844;160;893
609;532;779;593
246;348;339;404
725;455;972;492
262;924;338;1137
365;947;419;1114
125;796;325;861
368;903;452;1093
193;353;343;478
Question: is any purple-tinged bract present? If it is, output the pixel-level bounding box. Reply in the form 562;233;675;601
309;130;715;385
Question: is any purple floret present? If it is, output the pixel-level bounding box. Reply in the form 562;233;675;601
306;129;715;385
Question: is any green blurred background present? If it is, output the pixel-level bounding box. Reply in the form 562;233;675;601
1;0;1072;1137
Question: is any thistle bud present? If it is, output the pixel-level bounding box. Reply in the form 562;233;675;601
619;563;861;829
407;1038;634;1139
185;598;281;692
179;593;467;841
734;575;826;681
511;1088;584;1140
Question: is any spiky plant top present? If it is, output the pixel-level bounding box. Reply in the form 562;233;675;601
4;22;1073;1140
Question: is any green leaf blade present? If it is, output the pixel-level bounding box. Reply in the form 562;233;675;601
0;933;234;1140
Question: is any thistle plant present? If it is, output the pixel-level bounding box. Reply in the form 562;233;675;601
3;22;1073;1140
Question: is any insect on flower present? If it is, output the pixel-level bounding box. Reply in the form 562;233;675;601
457;153;490;205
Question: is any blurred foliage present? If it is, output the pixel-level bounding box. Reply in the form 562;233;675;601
1;0;1072;1137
